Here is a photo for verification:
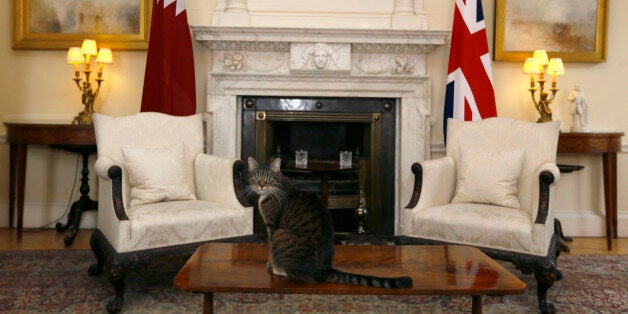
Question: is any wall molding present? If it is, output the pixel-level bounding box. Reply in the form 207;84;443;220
0;200;97;229
431;142;627;154
555;209;628;237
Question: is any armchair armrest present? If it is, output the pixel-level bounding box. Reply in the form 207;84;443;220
194;154;251;208
533;163;560;225
94;157;129;221
405;156;456;210
94;156;117;179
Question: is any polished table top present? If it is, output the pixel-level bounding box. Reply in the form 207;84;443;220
174;242;525;296
4;122;95;145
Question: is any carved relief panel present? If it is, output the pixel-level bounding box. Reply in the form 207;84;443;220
211;41;290;74
290;43;351;73
214;51;289;74
352;44;427;76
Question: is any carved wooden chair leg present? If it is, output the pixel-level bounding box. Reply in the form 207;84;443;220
554;219;572;252
106;263;128;313
87;231;104;276
534;263;559;314
553;245;565;281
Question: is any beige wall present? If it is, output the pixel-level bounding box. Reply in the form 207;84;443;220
0;0;626;236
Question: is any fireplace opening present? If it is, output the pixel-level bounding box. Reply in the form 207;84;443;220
241;96;396;236
273;121;367;161
272;120;369;233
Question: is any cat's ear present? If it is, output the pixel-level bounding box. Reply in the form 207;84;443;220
270;158;281;172
248;157;259;171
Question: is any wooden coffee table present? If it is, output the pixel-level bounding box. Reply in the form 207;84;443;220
174;243;525;314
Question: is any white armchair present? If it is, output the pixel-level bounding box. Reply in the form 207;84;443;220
400;117;563;313
88;112;253;313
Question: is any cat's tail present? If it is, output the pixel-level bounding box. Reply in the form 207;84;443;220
324;268;412;289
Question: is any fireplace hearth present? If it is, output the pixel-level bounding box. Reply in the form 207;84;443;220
241;96;396;235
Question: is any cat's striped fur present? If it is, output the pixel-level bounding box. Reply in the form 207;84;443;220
245;157;412;289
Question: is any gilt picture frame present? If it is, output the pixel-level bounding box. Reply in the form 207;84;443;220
12;0;151;50
494;0;608;62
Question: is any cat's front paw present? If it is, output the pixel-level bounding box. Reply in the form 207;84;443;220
265;261;287;276
272;267;288;277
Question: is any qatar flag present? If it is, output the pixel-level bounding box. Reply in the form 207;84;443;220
141;0;196;115
443;0;496;139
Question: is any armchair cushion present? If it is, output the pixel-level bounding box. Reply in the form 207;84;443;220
407;202;535;254
452;149;524;209
122;144;196;206
120;200;252;253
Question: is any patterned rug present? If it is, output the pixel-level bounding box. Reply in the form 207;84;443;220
0;250;626;313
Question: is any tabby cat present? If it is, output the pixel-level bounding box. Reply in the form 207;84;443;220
245;157;412;289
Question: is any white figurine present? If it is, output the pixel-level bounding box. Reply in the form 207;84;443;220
567;84;590;132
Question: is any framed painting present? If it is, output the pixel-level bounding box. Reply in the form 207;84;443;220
494;0;608;62
12;0;151;50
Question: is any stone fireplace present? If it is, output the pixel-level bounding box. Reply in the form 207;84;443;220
192;0;448;235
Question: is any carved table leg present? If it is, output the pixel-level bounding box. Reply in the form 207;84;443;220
319;174;330;207
55;150;98;246
602;152;617;240
609;152;618;239
204;293;214;314
10;143;29;241
8;143;17;229
471;295;482;314
602;152;615;250
61;198;98;246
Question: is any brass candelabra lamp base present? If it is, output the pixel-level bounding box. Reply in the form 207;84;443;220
530;79;558;123
72;109;94;125
534;92;553;123
70;72;101;125
536;115;552;123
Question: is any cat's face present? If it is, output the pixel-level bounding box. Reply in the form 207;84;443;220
247;157;283;196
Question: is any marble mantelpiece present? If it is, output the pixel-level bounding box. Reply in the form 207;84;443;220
193;26;448;235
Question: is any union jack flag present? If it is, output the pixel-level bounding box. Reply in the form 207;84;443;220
444;0;496;139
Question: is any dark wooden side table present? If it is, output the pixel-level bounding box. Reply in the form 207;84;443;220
282;160;360;207
558;131;624;250
279;160;362;234
4;122;97;246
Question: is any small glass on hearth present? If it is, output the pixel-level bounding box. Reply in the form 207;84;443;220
295;149;308;168
339;150;352;169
